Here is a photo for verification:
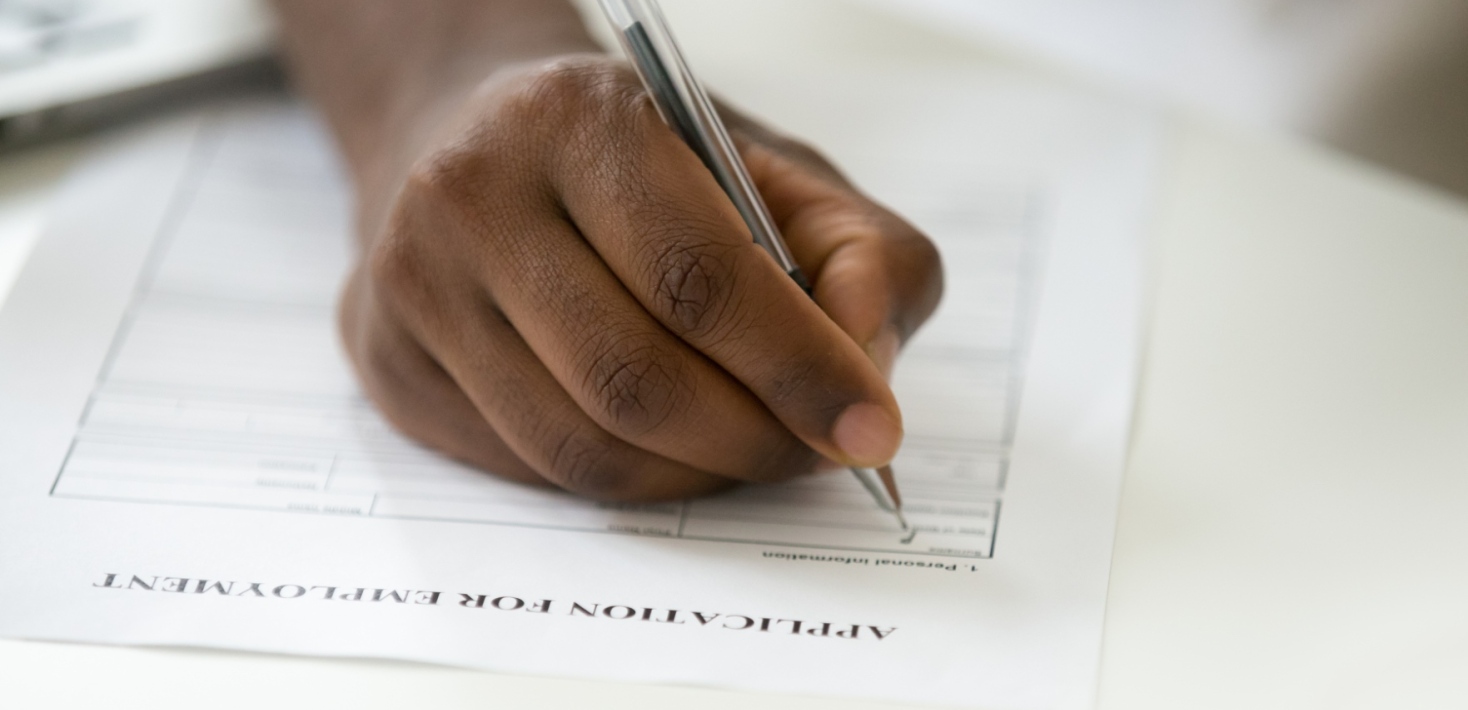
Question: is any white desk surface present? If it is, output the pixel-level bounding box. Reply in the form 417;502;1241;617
2;1;1466;708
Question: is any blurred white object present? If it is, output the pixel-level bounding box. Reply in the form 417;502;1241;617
855;0;1431;130
861;0;1468;195
0;0;274;143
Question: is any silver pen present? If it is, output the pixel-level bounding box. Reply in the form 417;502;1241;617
597;0;908;531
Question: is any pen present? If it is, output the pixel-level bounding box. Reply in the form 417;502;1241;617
597;0;909;531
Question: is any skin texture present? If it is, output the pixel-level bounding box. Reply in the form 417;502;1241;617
270;0;943;501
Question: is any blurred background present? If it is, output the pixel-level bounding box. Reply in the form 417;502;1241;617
1;0;1465;196
859;0;1468;197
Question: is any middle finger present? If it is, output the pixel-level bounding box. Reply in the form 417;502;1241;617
477;207;819;482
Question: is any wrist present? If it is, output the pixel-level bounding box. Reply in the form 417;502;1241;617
360;53;606;209
272;0;602;225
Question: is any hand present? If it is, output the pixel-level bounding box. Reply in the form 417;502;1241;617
339;56;942;501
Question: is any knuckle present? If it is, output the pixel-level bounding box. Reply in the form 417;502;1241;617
352;316;406;384
367;165;476;304
366;226;431;307
517;58;614;106
347;320;446;451
582;335;692;438
367;151;528;313
350;326;411;414
545;428;629;499
405;145;500;220
645;234;741;338
507;58;660;182
508;57;646;139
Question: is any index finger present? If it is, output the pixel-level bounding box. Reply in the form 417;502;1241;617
552;78;903;469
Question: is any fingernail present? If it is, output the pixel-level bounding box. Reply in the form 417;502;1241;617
864;326;900;381
832;402;903;467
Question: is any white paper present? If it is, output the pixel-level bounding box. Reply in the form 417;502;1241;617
0;70;1158;709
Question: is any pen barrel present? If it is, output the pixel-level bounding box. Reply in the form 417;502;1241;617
609;1;806;283
602;0;903;529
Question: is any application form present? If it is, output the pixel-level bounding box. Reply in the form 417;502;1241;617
0;69;1158;709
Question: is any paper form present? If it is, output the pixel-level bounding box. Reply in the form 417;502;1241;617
0;69;1158;709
